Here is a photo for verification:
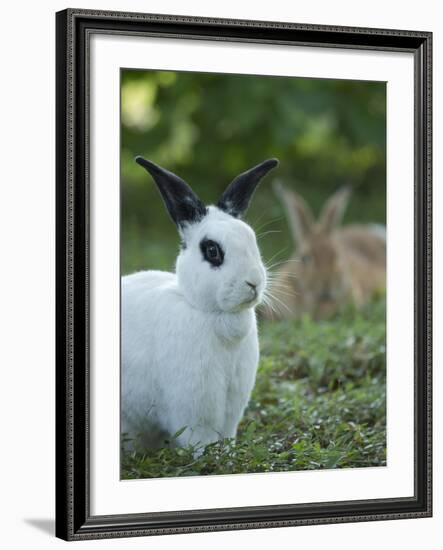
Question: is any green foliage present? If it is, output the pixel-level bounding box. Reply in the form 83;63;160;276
121;295;386;479
121;69;386;274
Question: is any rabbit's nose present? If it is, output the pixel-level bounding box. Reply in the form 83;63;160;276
246;281;258;297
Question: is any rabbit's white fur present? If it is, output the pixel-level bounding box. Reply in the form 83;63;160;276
122;207;266;452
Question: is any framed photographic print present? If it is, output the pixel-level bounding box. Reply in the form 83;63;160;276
55;8;432;541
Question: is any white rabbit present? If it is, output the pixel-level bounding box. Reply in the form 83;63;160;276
122;157;278;453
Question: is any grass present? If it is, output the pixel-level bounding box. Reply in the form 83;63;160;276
121;295;386;479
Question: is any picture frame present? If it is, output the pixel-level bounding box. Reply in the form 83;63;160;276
55;8;432;541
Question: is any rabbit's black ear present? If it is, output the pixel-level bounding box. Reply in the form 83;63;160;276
135;157;207;229
217;159;279;218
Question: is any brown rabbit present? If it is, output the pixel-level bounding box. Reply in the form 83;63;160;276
265;183;386;320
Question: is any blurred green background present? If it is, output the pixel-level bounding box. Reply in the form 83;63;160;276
121;69;386;275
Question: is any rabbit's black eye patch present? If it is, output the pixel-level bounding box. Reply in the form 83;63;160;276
200;239;224;267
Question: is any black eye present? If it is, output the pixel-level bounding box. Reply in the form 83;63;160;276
200;239;224;267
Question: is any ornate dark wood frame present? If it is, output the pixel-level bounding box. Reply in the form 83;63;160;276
55;8;432;541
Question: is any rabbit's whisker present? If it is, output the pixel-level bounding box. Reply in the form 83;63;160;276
267;272;299;281
253;216;284;234
267;274;290;286
266;270;299;278
268;285;298;298
263;290;292;314
268;290;298;301
265;248;290;269
266;246;288;262
266;259;302;271
266;260;291;271
262;290;278;309
269;259;301;267
257;230;282;240
249;210;268;230
259;295;278;318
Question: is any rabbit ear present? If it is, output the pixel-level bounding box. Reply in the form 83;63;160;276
319;186;352;232
135;157;207;229
217;159;279;218
273;180;314;246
